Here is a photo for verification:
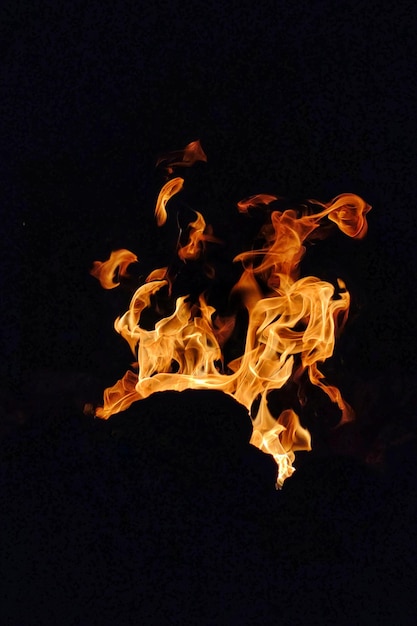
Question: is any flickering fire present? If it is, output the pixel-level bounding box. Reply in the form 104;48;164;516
90;140;371;487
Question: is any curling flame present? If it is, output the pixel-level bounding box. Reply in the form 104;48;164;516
90;249;138;289
155;177;184;226
90;143;371;487
145;267;168;283
237;194;278;213
100;369;141;416
177;212;222;261
251;406;311;486
156;139;208;173
324;193;370;239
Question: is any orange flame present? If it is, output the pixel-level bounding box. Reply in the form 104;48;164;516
90;142;371;487
237;193;278;213
156;139;208;174
154;177;184;226
90;249;138;289
177;211;222;262
324;193;370;239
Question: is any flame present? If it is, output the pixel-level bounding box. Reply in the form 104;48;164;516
145;267;168;283
177;211;222;261
154;177;184;226
156;139;208;174
237;193;278;213
251;405;311;487
90;249;138;289
324;194;370;239
90;142;371;487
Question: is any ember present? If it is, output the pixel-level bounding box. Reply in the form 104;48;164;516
90;141;370;487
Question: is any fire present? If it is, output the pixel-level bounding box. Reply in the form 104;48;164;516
90;249;138;289
90;140;371;487
177;212;221;262
154;177;184;226
155;139;208;174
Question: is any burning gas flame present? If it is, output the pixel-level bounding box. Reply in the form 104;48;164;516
90;140;371;487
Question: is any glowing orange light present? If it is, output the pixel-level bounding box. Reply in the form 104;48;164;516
177;212;222;261
156;139;208;173
154;177;184;226
90;141;371;487
90;249;138;290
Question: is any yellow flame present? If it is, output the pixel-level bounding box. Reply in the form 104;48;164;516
90;144;370;486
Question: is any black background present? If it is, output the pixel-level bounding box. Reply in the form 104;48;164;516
1;1;417;624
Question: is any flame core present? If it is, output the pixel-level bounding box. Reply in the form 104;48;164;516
90;140;371;487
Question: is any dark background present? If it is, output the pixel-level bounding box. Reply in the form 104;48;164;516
1;1;417;624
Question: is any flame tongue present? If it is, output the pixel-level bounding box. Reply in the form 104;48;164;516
177;212;222;262
91;141;370;487
155;139;208;173
90;249;138;289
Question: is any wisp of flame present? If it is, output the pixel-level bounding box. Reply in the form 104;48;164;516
90;140;371;487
